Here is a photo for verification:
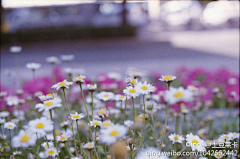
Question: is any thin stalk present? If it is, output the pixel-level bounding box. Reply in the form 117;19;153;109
150;112;157;147
94;128;99;159
183;113;189;134
65;141;75;158
91;92;94;121
62;88;78;157
141;94;146;147
132;97;135;122
79;84;92;140
123;98;127;125
49;109;57;148
175;103;181;134
160;83;170;149
76;120;82;155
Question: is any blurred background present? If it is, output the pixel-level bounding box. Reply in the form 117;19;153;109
1;0;239;85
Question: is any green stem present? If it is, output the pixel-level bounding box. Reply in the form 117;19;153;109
49;109;57;149
94;128;99;159
79;84;92;141
160;84;170;150
91;92;94;121
123;98;127;125
132;97;135;122
65;141;74;158
150;112;157;147
141;95;146;147
183;114;189;134
62;88;78;157
76;120;82;155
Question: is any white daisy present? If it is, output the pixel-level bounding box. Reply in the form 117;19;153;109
124;77;138;86
219;134;233;141
159;75;177;83
13;151;22;155
229;132;239;139
101;120;113;128
26;62;41;71
83;141;95;150
6;96;19;106
109;108;121;118
45;147;59;157
0;118;6;124
186;133;206;152
135;147;163;159
165;87;193;105
4;122;16;130
124;120;134;128
87;83;97;91
28;117;53;135
38;93;58;102
70;112;85;121
56;131;71;142
96;91;114;101
187;85;199;96
35;98;62;112
46;56;60;65
0;91;7;97
214;151;223;159
41;141;54;149
144;100;158;113
96;109;109;118
135;81;155;94
38;151;48;159
10;46;22;53
115;94;127;101
52;79;73;90
168;133;185;144
89;119;102;128
60;54;75;62
0;111;10;118
99;124;128;145
123;86;140;98
12;130;37;148
72;75;86;84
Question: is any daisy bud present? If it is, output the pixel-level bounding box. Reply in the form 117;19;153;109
87;84;97;92
147;105;153;111
110;140;127;159
181;109;189;114
156;122;161;128
72;75;86;85
10;46;22;53
16;89;23;95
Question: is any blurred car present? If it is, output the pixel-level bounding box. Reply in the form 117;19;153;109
201;1;239;27
159;0;202;30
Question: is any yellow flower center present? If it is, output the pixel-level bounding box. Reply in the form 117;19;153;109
20;135;30;142
90;85;94;87
131;79;136;85
141;86;148;90
77;76;81;79
48;150;55;155
163;75;173;81
56;131;61;136
73;115;80;119
224;136;229;139
129;89;136;93
192;140;199;145
81;121;86;128
102;122;111;126
98;109;107;115
59;82;66;86
45;101;53;106
60;136;66;141
36;123;44;128
93;122;99;125
104;94;109;97
87;143;93;147
110;130;119;136
46;94;54;97
45;144;50;147
216;154;221;158
174;92;184;98
8;125;12;128
174;137;179;140
120;95;125;99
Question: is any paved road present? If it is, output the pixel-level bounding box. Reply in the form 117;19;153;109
0;27;239;86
